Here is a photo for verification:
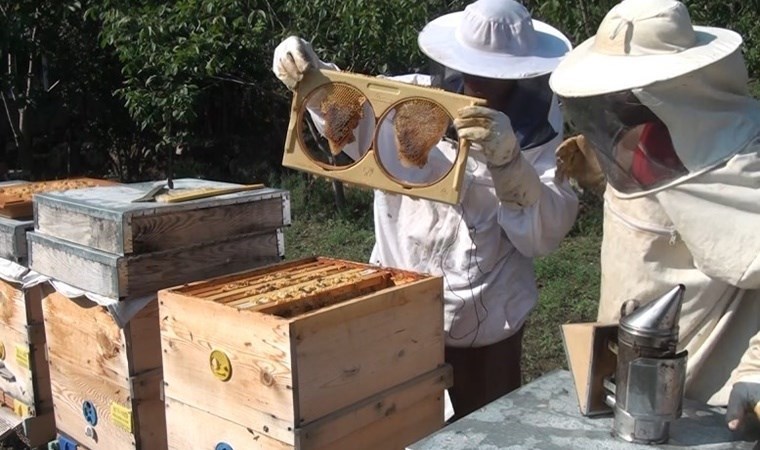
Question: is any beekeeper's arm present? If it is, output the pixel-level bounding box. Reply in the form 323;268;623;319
455;106;578;257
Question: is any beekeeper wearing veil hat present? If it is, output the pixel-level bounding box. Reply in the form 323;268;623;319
272;0;578;421
549;0;760;435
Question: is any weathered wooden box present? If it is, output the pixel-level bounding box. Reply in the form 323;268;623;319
159;257;447;449
0;281;54;447
0;216;33;265
42;284;166;450
165;365;451;450
32;178;290;256
28;178;290;298
28;229;284;298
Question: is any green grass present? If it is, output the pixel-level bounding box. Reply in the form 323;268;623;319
272;172;603;383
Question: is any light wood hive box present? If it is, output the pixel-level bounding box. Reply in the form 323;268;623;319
28;178;290;298
41;284;166;450
0;281;54;447
159;256;450;450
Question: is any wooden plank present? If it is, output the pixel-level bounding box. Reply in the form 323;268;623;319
295;365;450;450
29;232;119;299
42;289;132;382
48;358;141;450
0;279;32;336
43;288;162;379
130;197;285;254
159;292;297;445
291;277;444;424
165;397;292;450
29;230;284;298
164;366;447;450
315;391;443;450
33;178;290;255
34;202;124;254
0;284;49;413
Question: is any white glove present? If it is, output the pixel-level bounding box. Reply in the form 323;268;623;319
454;106;542;208
272;36;338;91
454;106;519;167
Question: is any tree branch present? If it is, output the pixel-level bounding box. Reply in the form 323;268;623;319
0;92;20;149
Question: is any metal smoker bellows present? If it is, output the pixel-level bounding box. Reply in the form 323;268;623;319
604;285;688;444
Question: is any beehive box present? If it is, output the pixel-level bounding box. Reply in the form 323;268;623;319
0;282;54;447
28;229;284;299
159;257;447;449
0;215;33;265
32;178;290;256
42;284;166;450
0;181;32;264
0;177;117;220
165;365;451;450
28;178;290;298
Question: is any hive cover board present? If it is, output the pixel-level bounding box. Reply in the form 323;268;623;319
32;178;291;256
282;69;487;205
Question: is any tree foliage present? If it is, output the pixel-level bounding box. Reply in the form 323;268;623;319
1;0;759;183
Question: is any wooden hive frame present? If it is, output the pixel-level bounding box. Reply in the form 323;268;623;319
282;69;486;205
159;256;447;448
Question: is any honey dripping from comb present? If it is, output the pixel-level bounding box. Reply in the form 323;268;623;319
319;85;367;156
392;100;450;169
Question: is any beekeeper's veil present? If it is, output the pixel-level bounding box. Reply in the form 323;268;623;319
551;0;760;288
550;0;760;197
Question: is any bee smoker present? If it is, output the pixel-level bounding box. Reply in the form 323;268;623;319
603;285;688;444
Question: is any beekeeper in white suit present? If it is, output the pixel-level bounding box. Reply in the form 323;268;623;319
273;0;578;420
550;0;760;435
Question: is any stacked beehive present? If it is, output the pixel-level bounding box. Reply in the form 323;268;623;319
0;178;118;448
159;256;450;450
27;178;290;450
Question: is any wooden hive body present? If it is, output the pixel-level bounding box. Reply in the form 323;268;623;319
159;257;449;449
28;178;290;298
0;281;54;447
32;178;290;256
42;285;166;450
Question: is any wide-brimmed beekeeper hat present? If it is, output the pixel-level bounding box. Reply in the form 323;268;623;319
418;0;572;80
550;0;743;97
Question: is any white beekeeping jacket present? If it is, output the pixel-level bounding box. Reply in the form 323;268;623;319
304;73;578;348
597;50;760;406
367;74;579;348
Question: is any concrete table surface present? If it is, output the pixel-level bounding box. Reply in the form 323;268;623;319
408;369;758;449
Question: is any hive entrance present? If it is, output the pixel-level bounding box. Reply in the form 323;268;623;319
178;258;420;318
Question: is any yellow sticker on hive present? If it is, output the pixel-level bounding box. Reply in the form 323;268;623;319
209;349;232;382
110;402;133;433
14;345;29;370
12;399;29;417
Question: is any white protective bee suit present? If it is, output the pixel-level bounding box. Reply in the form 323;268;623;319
550;0;760;407
368;74;578;348
300;69;578;348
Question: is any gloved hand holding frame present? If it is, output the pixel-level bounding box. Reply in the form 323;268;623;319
282;69;486;205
